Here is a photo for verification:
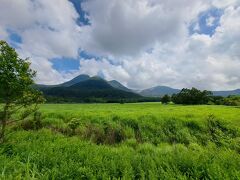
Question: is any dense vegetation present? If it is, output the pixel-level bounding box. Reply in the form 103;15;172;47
45;96;161;103
166;88;240;106
1;40;240;179
171;88;212;105
219;95;240;106
38;77;144;103
39;78;240;105
0;103;240;179
0;41;44;143
37;76;162;103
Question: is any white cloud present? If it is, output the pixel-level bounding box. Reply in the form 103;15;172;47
0;26;7;40
0;0;81;83
193;22;200;32
206;16;216;26
211;0;240;8
78;58;131;86
77;2;240;90
0;0;240;90
80;0;209;57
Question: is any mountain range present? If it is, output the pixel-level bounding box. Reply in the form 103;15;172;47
36;74;240;101
36;75;141;102
139;86;240;97
139;86;180;97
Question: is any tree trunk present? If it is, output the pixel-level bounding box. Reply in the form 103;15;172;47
0;103;9;143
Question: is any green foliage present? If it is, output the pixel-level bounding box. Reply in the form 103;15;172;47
67;118;80;135
210;95;224;105
0;103;240;179
0;41;45;142
21;111;43;131
209;95;240;106
161;94;171;104
40;78;141;103
172;87;212;105
222;96;240;106
0;129;240;179
45;96;161;103
0;41;34;101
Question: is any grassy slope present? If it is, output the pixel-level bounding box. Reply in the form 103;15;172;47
0;103;240;179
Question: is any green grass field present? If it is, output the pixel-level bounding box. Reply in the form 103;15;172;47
1;103;240;179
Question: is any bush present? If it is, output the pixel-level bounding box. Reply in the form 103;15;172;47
161;95;171;104
67;118;80;135
21;112;43;130
83;123;126;145
223;96;240;106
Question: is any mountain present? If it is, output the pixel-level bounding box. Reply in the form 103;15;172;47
40;76;141;102
108;80;133;92
35;74;90;89
63;75;132;92
140;86;180;97
140;85;240;97
60;74;90;87
36;74;133;92
70;76;112;90
36;74;240;100
212;89;240;97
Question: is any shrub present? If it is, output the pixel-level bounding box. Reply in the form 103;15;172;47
83;123;126;145
104;125;126;144
83;124;105;144
21;112;43;130
33;111;42;130
67;118;80;135
223;96;240;106
161;95;171;104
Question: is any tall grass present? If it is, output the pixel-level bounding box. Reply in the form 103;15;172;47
0;103;240;179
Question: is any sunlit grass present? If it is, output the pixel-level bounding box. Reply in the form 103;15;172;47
0;103;240;179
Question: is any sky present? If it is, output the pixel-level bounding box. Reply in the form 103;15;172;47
0;0;240;90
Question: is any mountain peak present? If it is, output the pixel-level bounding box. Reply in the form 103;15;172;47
108;80;132;92
61;74;90;87
90;76;104;80
75;74;90;79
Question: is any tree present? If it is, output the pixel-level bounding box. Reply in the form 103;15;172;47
172;88;212;105
222;96;240;106
161;94;171;104
0;41;45;143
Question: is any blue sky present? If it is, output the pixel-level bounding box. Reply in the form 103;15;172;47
50;51;101;72
189;8;224;36
51;57;80;72
8;29;22;48
69;0;90;26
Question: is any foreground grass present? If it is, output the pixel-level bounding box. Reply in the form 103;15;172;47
0;103;240;179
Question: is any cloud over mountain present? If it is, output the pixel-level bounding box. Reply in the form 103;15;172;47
0;0;239;90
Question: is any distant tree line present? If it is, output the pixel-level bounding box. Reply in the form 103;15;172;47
160;87;240;106
45;96;161;104
213;95;240;106
43;87;240;106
